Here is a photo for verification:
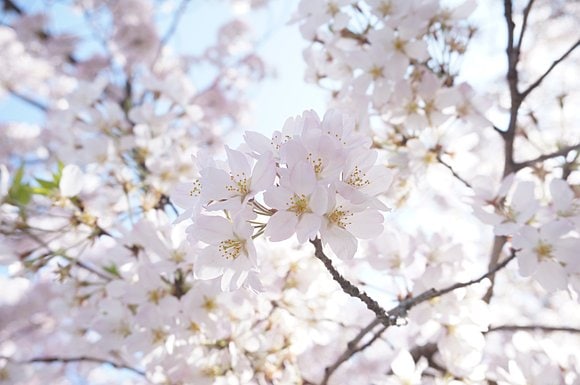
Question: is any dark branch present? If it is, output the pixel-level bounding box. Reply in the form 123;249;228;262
487;325;580;334
0;355;146;377
310;238;393;326
319;324;388;385
1;0;23;14
516;0;535;55
437;155;472;189
8;89;48;112
514;143;580;171
520;39;580;100
401;249;516;308
313;243;517;385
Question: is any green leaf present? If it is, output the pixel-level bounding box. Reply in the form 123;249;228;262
35;177;58;190
103;263;121;278
7;166;32;205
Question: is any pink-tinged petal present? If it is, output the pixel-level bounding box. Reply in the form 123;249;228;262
300;110;322;134
349;210;384;239
225;146;250;176
280;139;307;168
512;226;539;249
535;260;567;292
59;164;84;197
195;248;223;280
200;167;230;201
550;178;573;212
251;152;276;191
243;131;272;155
132;220;171;260
310;184;329;215
497;174;515;198
264;186;293;209
323;226;357;259
170;181;199;209
364;166;394;196
296;213;322;243
540;220;571;241
511;182;537;211
555;238;580;272
265;211;298;242
517;250;538;277
193;215;233;244
290;161;316;195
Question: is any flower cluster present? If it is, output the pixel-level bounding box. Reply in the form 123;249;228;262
176;109;394;290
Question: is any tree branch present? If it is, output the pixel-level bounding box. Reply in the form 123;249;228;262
516;0;535;55
310;238;393;326
319;324;388;385
402;249;516;308
503;0;519;176
0;355;146;378
513;142;580;171
312;243;517;385
520;39;580;100
487;325;580;334
8;89;48;112
437;155;472;189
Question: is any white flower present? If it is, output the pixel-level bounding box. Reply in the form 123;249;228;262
192;208;258;291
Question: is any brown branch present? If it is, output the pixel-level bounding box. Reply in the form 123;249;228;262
437;155;472;189
0;355;146;378
487;0;522;303
402;249;516;308
503;0;520;176
313;244;517;385
8;89;48;112
319;324;388;385
520;39;580;100
487;325;580;334
310;238;393;326
1;0;23;14
516;0;535;55
513;143;580;171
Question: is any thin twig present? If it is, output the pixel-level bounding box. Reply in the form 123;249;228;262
437;156;472;188
487;325;580;334
514;143;580;171
520;39;580;100
310;238;392;326
0;355;146;378
516;0;535;54
319;325;388;385
400;249;517;309
313;243;517;385
8;89;48;112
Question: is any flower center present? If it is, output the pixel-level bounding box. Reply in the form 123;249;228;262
218;238;244;260
534;242;553;261
190;179;201;197
369;65;384;80
287;194;309;216
346;166;370;187
226;172;249;196
307;153;324;176
328;206;352;229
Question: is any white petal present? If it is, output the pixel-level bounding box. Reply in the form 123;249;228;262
195;247;224;280
296;213;321;243
391;349;415;379
265;211;297;242
59;165;84;197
